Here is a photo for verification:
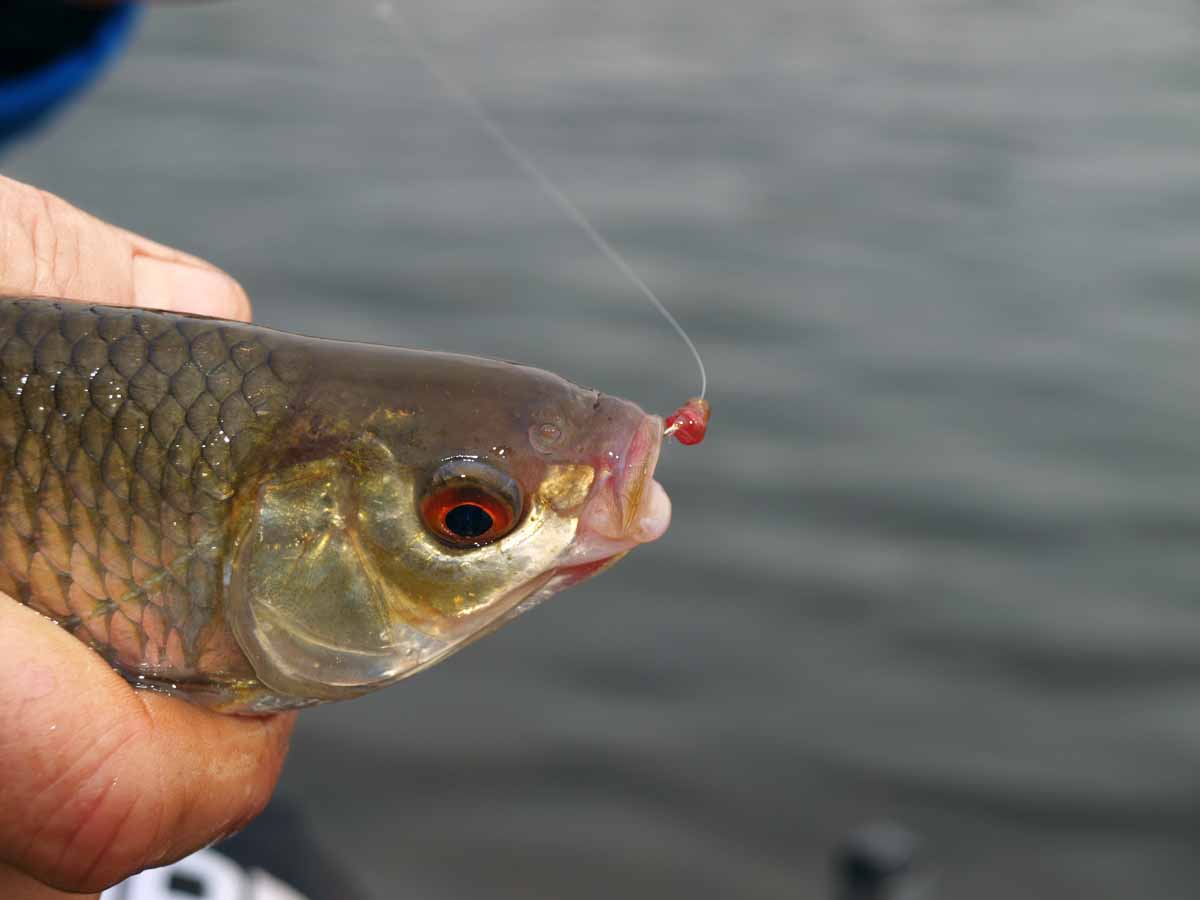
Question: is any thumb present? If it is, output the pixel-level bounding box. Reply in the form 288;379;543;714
0;175;250;321
0;599;295;894
0;177;287;896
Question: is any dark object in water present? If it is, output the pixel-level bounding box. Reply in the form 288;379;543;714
834;822;932;900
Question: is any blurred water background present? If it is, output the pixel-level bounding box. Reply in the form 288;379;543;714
9;1;1200;897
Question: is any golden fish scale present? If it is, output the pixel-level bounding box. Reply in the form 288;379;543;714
0;299;301;687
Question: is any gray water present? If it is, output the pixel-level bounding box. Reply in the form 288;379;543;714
9;1;1200;897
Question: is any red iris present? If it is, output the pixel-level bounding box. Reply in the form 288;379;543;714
420;484;516;547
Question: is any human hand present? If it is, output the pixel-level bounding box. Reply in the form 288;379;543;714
0;175;293;900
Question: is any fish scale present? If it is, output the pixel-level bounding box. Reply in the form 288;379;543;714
0;298;297;691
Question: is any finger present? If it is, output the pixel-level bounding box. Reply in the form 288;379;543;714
0;859;98;900
0;600;295;893
0;175;251;322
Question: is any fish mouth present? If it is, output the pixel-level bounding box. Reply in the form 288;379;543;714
566;414;672;571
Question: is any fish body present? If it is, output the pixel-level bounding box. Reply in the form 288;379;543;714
0;298;669;712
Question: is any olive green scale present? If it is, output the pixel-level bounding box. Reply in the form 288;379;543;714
0;298;301;693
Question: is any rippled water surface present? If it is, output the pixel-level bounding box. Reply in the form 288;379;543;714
9;2;1200;897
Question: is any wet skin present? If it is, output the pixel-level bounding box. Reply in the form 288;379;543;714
0;298;670;712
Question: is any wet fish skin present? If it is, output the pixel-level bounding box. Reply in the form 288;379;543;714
0;298;301;705
0;297;667;712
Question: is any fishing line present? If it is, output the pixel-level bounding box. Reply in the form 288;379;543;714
371;2;710;441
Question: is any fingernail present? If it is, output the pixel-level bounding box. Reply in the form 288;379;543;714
133;257;251;322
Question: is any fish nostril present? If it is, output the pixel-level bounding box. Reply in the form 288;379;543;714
529;421;563;454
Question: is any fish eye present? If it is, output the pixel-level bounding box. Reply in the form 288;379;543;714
420;459;522;548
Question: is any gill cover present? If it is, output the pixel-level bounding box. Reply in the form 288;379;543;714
226;435;579;700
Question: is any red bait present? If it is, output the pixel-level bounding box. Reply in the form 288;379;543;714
664;398;711;446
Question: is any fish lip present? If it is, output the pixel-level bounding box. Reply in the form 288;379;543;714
617;415;663;533
573;414;671;559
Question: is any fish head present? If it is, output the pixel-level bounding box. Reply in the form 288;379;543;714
226;354;670;702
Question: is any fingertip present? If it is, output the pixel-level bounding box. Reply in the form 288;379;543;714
132;256;252;322
134;693;296;840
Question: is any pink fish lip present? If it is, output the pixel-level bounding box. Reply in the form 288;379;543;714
565;414;672;572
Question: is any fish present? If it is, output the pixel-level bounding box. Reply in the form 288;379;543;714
0;297;670;713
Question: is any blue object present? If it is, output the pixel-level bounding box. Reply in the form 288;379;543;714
0;4;142;146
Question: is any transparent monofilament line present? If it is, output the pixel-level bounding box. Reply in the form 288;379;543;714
372;1;708;405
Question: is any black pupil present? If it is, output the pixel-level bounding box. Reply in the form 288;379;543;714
445;504;494;539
